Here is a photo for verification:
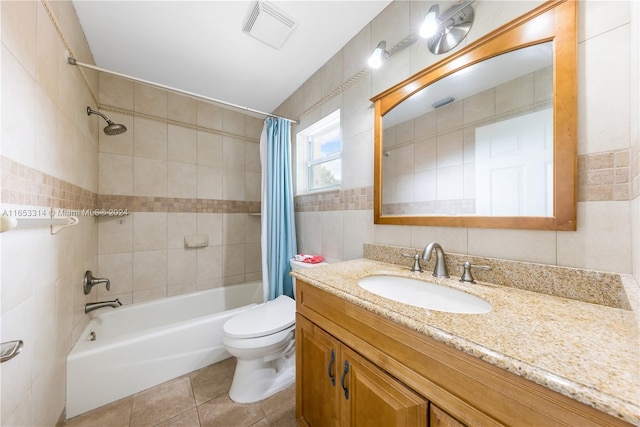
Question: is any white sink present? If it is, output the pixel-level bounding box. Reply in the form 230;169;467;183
358;275;492;314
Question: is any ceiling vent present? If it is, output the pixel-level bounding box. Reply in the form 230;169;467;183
242;1;298;50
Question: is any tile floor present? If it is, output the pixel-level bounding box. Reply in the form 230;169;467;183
63;358;296;427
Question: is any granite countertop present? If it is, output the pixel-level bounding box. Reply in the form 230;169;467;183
291;258;640;425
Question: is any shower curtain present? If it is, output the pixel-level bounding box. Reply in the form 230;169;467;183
260;117;297;301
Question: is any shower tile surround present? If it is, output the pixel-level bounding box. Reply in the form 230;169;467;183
1;1;100;425
2;85;266;305
1;1;265;423
93;72;266;304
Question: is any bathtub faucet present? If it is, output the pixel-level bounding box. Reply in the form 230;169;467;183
83;270;110;295
85;299;122;314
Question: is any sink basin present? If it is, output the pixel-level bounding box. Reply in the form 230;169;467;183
358;275;492;314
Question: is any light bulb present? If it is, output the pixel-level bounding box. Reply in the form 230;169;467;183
420;5;440;38
368;48;384;69
368;41;387;69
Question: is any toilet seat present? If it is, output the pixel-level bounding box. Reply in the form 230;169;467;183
223;325;294;350
223;295;295;339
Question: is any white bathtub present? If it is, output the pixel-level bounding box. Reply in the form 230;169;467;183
66;281;263;418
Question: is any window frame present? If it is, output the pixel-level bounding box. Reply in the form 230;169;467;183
296;110;341;195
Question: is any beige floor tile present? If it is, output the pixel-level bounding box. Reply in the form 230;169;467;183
259;384;296;416
63;398;132;427
155;407;201;427
249;419;271;427
267;403;297;427
197;395;266;427
264;387;296;427
130;377;196;426
62;359;297;427
190;357;236;405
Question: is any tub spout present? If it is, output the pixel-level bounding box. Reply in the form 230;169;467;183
85;299;122;314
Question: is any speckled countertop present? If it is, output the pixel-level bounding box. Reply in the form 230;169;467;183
291;258;640;425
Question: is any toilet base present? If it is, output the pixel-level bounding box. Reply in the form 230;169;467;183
228;354;296;403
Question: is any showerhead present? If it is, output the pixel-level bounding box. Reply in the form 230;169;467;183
86;106;127;136
103;122;128;136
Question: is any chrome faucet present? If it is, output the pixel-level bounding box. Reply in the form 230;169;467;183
421;242;449;278
83;270;110;295
85;299;122;314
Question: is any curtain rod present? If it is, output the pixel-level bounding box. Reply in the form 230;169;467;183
67;55;299;124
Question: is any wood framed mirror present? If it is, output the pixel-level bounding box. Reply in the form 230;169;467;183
371;0;577;230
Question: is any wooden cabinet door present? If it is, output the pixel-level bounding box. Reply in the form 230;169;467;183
340;346;428;427
430;404;466;427
296;314;341;427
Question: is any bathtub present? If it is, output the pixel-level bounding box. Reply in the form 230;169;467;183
66;281;263;418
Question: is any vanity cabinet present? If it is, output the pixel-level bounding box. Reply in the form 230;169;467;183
296;314;428;427
295;280;632;427
430;405;466;427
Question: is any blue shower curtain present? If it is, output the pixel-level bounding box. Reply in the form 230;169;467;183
260;117;297;301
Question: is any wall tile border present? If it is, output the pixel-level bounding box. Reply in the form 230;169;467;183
1;156;259;214
294;187;373;212
293;149;630;213
97;195;259;214
578;149;630;201
3;145;632;215
100;104;261;144
1;156;97;210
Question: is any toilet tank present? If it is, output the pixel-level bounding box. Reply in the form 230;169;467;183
290;258;328;296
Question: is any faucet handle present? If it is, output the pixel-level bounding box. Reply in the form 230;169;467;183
460;261;491;284
402;253;423;273
83;271;111;294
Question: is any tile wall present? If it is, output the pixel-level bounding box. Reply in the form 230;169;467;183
1;1;268;423
283;1;638;277
631;0;639;281
1;1;99;425
95;74;265;304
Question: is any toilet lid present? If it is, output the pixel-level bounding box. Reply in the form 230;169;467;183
223;295;296;339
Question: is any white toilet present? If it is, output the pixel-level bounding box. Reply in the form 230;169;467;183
223;258;327;403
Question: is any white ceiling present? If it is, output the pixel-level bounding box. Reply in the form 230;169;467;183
72;1;392;115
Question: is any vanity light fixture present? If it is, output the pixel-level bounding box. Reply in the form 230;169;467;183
420;5;440;38
420;1;475;55
367;1;476;71
367;41;388;69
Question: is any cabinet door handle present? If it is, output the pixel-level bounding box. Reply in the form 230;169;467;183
341;360;350;400
328;349;336;386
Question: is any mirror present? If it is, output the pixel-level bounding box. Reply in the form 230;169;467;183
371;0;577;230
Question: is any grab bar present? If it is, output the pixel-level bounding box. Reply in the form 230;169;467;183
1;340;24;363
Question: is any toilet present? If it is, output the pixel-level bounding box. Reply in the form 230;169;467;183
223;257;327;403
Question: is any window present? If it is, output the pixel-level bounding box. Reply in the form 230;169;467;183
296;110;341;194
